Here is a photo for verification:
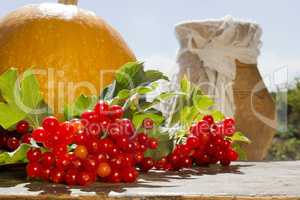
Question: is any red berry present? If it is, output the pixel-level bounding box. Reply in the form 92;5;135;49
83;156;98;172
197;132;211;146
110;154;125;169
80;111;98;126
222;140;231;149
60;121;74;136
227;149;238;161
206;143;217;156
224;126;235;137
107;122;122;140
163;163;173;171
22;133;32;144
119;118;135;137
138;133;148;144
116;136;129;150
202;115;214;125
109;105;124;119
210;123;224;136
121;167;138;183
140;157;154;172
50;168;65;183
32;127;46;143
182;157;193;168
110;147;120;157
70;158;84;170
87;123;102;137
224;117;235;128
132;139;141;151
96;153;109;163
189;124;198;135
42;116;59;132
99;138;114;153
197;120;210;134
174;144;191;157
148;138;158;149
97;162;112;178
27;148;42;162
56;154;71;169
186;136;200;149
108;170;121;183
74;133;87;145
0;134;8;148
7;137;20;150
214;138;223;146
143;118;154;129
220;159;231;166
140;144;147;152
40;166;52;180
155;157;167;169
209;156;219;164
26;162;41;178
87;139;100;154
134;151;144;163
123;153;134;166
52;145;68;156
94;100;109;118
41;152;55;167
216;150;226;160
65;169;78;186
16;120;29;134
169;153;180;167
70;119;84;133
77;172;95;186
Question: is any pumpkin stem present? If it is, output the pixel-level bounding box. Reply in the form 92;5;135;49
58;0;78;5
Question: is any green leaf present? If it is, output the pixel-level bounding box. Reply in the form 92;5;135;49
156;91;182;101
136;86;153;95
145;70;169;82
0;69;19;102
0;103;26;129
0;144;31;165
20;70;43;111
0;68;47;129
115;62;144;89
0;69;26;128
211;110;225;122
64;94;97;120
117;89;130;99
232;143;247;161
180;76;191;94
229;132;251;144
193;94;214;111
132;112;164;129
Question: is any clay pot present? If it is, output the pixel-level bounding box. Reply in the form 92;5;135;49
175;17;276;160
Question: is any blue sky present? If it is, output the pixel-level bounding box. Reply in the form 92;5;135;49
1;0;299;87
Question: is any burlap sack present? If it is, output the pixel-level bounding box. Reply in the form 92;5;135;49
175;16;276;160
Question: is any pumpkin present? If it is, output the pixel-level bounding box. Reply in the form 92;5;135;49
0;0;136;114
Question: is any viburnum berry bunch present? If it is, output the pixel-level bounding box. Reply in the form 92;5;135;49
0;120;32;152
154;115;238;171
26;100;159;186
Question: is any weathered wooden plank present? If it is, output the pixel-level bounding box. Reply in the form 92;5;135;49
0;161;299;200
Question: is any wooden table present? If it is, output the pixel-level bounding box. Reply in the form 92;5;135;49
0;161;299;200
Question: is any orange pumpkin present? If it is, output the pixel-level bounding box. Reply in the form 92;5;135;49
0;0;136;114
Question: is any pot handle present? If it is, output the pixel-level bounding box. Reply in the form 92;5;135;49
58;0;78;5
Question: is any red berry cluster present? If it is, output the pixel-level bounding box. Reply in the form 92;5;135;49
154;116;238;170
27;101;159;186
0;121;32;151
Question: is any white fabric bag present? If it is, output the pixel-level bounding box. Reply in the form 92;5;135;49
175;16;262;116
